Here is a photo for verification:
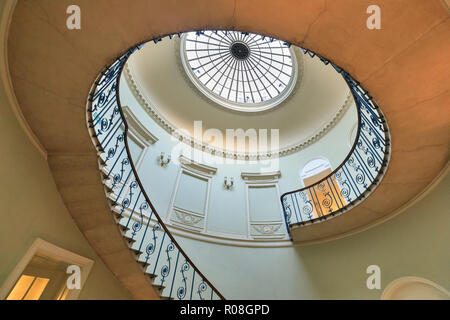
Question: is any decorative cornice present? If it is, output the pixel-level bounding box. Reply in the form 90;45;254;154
179;155;217;176
241;171;281;182
123;44;354;160
122;105;158;146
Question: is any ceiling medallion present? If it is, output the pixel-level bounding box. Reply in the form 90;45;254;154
180;30;299;113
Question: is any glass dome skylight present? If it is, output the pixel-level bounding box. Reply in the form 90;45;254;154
180;30;298;112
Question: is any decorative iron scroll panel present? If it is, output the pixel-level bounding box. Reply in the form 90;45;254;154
88;42;223;300
281;48;390;233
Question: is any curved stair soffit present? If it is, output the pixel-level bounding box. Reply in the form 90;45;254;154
0;0;47;159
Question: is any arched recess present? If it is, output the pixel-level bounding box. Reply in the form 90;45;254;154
300;157;333;186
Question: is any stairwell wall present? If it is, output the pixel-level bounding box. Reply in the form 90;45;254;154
0;0;132;300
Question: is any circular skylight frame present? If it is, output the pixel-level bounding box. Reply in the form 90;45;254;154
180;30;299;113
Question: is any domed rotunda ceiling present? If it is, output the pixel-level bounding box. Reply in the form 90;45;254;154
123;31;355;158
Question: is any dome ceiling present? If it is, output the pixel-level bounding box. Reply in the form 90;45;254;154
180;31;298;112
123;32;354;157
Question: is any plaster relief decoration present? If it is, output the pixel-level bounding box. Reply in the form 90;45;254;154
241;171;281;183
242;171;289;240
168;156;217;233
250;222;285;240
122;106;159;146
172;206;205;232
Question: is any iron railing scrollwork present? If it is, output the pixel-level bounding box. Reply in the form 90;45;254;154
87;40;224;300
281;48;390;233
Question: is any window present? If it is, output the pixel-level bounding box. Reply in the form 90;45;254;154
181;30;298;112
300;158;347;219
6;275;50;300
301;158;332;185
6;254;71;300
0;238;94;300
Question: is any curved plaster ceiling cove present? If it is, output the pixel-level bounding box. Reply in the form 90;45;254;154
123;35;355;157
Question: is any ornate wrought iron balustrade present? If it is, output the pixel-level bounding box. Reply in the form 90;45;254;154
281;48;390;232
87;42;224;300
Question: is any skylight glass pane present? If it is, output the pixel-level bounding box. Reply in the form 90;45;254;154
182;30;297;110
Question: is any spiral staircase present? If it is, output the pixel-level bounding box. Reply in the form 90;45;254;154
4;0;449;299
88;46;224;300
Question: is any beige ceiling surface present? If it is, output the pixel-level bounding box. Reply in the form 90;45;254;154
125;37;353;152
